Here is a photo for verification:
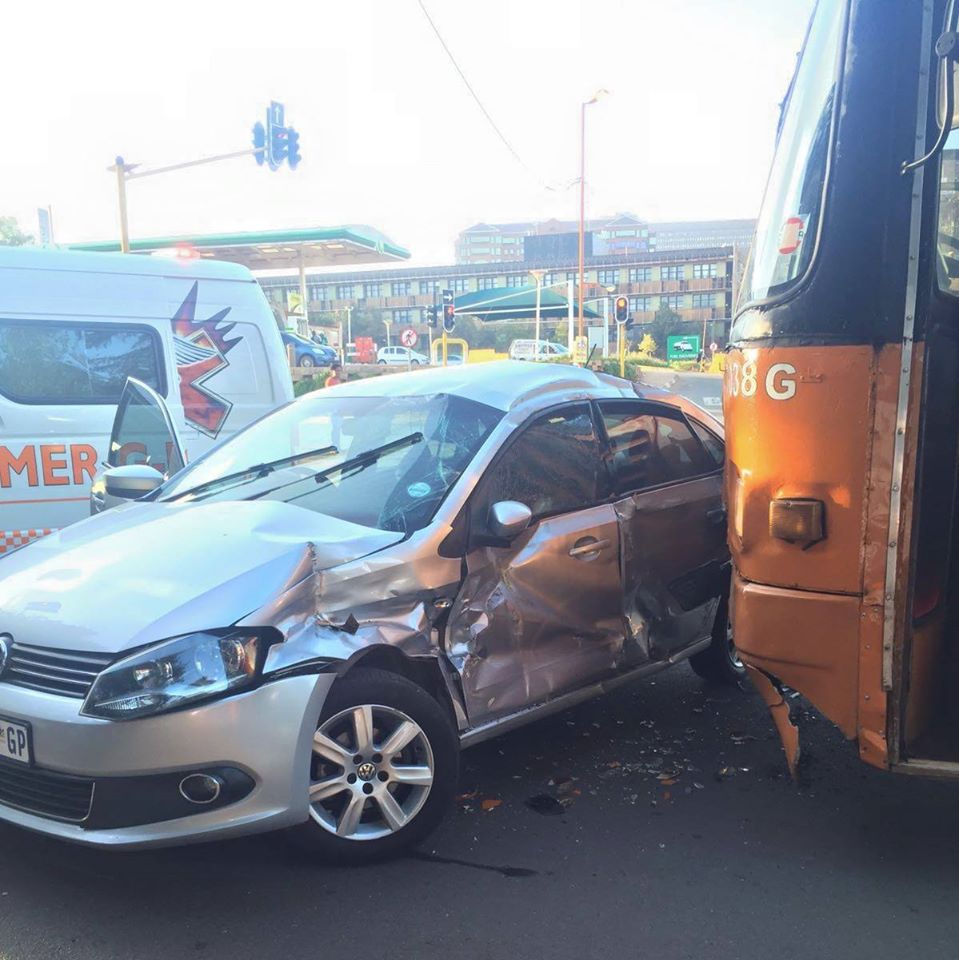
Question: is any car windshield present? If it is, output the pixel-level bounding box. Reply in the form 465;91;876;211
160;392;502;534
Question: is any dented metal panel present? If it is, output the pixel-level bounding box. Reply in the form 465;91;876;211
446;503;626;726
617;474;725;662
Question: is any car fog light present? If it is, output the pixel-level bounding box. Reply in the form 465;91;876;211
179;773;223;805
769;498;825;545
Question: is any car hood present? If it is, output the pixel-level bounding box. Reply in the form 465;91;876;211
0;500;402;655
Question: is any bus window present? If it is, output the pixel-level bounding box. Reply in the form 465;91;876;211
937;128;959;292
738;1;847;308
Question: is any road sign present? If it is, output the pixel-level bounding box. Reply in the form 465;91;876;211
666;335;701;361
573;335;589;365
400;328;418;348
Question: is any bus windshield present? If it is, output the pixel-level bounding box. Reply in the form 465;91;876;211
737;0;847;309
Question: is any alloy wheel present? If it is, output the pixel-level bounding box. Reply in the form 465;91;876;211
309;704;435;841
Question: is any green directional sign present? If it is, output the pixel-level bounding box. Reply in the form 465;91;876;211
666;334;701;361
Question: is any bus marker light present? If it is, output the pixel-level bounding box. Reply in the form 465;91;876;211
769;498;824;545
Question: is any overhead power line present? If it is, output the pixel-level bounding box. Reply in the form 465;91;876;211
416;0;551;189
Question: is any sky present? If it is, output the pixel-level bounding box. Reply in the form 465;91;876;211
1;0;814;268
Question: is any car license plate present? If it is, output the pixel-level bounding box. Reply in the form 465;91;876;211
0;716;31;765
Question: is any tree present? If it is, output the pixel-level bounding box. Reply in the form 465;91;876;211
0;216;33;247
637;333;657;356
644;304;685;359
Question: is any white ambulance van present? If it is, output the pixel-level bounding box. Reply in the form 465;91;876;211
0;247;294;554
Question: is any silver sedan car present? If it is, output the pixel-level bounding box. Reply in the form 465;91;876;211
0;361;737;862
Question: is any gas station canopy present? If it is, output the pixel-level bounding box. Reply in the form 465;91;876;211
68;225;411;270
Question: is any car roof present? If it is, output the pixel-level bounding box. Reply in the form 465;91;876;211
307;360;638;411
0;245;255;282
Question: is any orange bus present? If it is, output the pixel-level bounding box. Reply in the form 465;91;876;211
727;0;959;778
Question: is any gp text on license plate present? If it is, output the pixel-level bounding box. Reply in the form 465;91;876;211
0;716;32;765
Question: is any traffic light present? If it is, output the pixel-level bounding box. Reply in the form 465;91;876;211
266;101;288;170
614;296;629;324
287;127;301;170
426;304;438;327
252;122;266;166
442;289;455;333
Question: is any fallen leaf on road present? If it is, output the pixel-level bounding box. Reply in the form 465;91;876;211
481;798;502;812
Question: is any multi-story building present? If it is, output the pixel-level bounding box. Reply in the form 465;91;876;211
454;214;754;265
257;242;740;345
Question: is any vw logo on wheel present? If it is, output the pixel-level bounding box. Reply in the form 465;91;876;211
0;635;10;678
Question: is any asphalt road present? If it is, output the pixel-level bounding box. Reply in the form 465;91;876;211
638;369;724;420
2;666;959;960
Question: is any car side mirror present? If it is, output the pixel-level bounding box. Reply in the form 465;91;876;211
104;464;165;500
489;500;532;540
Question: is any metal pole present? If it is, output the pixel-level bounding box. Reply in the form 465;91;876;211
578;102;586;340
346;305;353;362
113;158;131;254
298;249;309;336
603;297;609;359
535;275;542;345
567;279;575;352
619;321;626;378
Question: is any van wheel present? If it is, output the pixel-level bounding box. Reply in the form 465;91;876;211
378;360;387;365
689;595;745;685
290;668;458;864
300;355;315;368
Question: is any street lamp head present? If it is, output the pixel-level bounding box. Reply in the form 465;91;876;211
585;88;610;106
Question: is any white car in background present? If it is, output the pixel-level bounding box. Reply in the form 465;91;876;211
377;346;430;366
508;339;570;362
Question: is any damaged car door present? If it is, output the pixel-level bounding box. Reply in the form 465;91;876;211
447;403;626;725
598;399;726;662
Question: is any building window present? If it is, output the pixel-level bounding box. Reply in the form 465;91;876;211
308;284;328;300
391;280;411;296
335;284;354;300
477;277;498;290
449;278;470;293
419;279;440;295
629;296;653;312
393;309;413;325
542;273;557;287
660;294;684;311
505;274;527;286
692;263;718;279
628;267;651;283
597;269;619;286
691;293;715;308
363;282;381;298
661;265;684;281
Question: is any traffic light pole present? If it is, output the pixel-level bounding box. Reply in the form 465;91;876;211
108;147;263;253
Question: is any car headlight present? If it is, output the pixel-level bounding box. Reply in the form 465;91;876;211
81;631;270;721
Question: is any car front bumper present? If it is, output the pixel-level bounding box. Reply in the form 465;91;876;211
0;673;335;849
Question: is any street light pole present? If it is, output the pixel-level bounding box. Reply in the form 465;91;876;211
578;90;608;342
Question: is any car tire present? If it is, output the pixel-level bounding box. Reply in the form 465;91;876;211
299;355;315;368
289;667;459;864
688;594;746;685
378;360;387;365
411;360;420;366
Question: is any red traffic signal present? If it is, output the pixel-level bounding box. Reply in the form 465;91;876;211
614;296;629;324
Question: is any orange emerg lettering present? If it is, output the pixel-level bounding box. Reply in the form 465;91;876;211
40;445;69;486
70;444;98;485
0;446;38;488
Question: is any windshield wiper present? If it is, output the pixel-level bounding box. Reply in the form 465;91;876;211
249;432;424;502
164;444;339;502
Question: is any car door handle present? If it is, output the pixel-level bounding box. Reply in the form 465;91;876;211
706;506;727;526
569;537;611;558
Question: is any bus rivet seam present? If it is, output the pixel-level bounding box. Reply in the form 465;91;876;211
889;540;897;548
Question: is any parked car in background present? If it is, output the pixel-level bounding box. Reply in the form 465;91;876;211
282;331;337;367
377;345;430;366
508;339;570;361
0;361;737;863
0;246;293;555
